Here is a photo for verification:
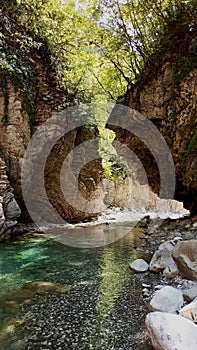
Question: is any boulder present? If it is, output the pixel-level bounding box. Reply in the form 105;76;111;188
146;311;197;350
156;199;184;213
183;286;197;301
149;286;184;313
0;158;21;240
173;240;197;280
179;300;197;322
149;241;177;274
4;197;21;220
163;264;179;279
0;200;5;229
129;258;149;272
192;222;197;229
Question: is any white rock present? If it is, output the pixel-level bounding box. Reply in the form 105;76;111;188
5;198;21;219
142;288;150;297
0;201;5;229
183;286;197;301
156;199;184;213
142;283;151;288
149;286;184;313
169;199;184;212
149;241;177;273
163;264;179;279
172;236;182;243
129;258;149;272
154;285;165;290
146;311;197;350
179;300;197;322
173;240;197;280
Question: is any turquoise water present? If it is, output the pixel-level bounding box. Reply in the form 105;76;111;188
0;225;150;349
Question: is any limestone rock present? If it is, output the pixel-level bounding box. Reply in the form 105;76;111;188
146;311;197;350
0;158;21;240
4;198;21;220
0;200;5;229
129;258;149;272
0;12;105;224
149;286;184;313
149;241;177;273
179;300;197;322
183;286;197;301
142;288;150;297
193;222;197;229
156;199;184;213
163;263;179;279
173;240;197;280
108;45;197;214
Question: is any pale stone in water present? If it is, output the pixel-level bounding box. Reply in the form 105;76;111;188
23;281;70;293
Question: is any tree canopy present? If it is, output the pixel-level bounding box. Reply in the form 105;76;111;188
0;0;196;103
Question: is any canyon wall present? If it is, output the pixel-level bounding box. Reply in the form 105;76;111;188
0;12;103;234
0;157;20;240
0;69;103;228
108;31;197;213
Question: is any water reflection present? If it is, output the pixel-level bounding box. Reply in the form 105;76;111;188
46;222;139;248
92;239;139;349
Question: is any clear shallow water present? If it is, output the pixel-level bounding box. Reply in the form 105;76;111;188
0;224;151;350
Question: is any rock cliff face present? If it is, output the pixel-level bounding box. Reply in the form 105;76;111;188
0;157;20;240
0;9;103;228
109;32;197;213
0;70;103;225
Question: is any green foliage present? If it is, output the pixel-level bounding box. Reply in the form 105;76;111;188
0;2;37;128
1;0;195;180
173;40;197;89
0;75;9;124
187;134;197;156
1;0;196;104
99;127;132;180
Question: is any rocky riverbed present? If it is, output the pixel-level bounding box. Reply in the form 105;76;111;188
0;213;196;350
130;214;197;349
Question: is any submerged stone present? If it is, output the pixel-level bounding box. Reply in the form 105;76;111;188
23;281;71;294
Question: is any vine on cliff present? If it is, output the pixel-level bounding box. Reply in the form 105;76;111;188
0;6;37;128
0;75;9;124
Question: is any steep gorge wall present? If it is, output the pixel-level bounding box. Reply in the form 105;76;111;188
0;68;103;228
0;12;103;233
0;49;68;215
109;34;197;213
0;157;20;240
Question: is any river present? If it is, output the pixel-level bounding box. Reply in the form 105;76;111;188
0;220;156;350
